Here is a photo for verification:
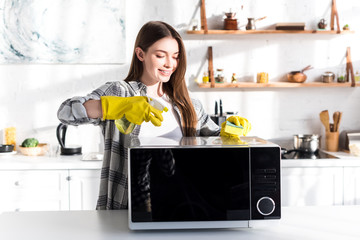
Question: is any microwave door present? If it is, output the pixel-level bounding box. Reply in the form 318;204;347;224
130;147;251;222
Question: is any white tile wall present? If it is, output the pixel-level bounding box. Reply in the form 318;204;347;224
1;0;360;151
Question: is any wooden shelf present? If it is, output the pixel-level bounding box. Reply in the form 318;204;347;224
197;82;360;88
187;29;354;35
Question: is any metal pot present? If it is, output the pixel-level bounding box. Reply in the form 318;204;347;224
322;72;335;83
293;134;320;153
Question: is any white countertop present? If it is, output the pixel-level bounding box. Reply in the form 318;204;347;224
1;150;360;170
0;152;102;170
282;150;360;167
0;206;359;240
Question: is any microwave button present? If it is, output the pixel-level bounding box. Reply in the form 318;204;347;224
256;180;276;185
265;169;277;173
256;197;275;216
256;175;276;179
255;169;277;174
265;175;276;179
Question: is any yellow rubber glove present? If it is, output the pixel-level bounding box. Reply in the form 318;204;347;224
101;96;165;126
220;116;252;138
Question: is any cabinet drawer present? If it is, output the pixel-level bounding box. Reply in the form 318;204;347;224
281;167;343;206
0;170;67;190
4;199;68;212
0;170;70;212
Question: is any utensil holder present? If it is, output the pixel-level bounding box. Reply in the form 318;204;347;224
325;131;339;152
210;115;226;126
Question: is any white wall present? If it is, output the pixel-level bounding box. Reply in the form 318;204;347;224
1;0;360;152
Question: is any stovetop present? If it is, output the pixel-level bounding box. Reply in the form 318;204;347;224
282;150;338;160
268;137;339;160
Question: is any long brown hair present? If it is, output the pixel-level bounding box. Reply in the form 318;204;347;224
124;21;197;136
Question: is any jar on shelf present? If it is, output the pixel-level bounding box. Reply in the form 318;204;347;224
257;72;269;83
215;69;225;83
4;126;16;151
190;18;199;31
355;71;360;83
337;68;347;83
231;73;237;83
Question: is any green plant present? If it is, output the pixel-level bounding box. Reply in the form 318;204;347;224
21;138;39;147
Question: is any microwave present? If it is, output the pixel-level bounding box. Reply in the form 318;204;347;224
128;136;281;230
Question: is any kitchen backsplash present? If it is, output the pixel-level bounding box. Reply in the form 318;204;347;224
1;0;360;152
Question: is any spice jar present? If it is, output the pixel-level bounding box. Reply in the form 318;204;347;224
191;18;199;31
355;71;360;83
231;73;237;83
257;72;269;83
215;69;225;83
322;72;335;83
4;127;16;151
337;68;347;83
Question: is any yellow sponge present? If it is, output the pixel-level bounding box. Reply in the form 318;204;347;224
223;121;244;135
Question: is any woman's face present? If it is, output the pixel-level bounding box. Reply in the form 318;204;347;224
136;37;179;85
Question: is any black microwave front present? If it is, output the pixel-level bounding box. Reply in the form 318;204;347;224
128;137;281;230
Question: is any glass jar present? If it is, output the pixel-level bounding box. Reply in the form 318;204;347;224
355;71;360;83
257;72;269;83
215;69;225;83
337;68;347;83
190;18;199;31
4;127;16;151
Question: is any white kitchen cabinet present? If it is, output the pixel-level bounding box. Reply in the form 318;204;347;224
68;169;101;210
0;169;101;212
0;155;103;212
0;170;69;212
344;167;360;205
281;167;344;206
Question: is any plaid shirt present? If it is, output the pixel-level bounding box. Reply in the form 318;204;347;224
57;80;220;209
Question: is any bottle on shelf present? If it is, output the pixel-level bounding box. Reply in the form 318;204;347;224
202;71;209;83
355;71;360;83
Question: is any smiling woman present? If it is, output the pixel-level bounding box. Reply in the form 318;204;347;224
135;37;179;89
57;21;222;210
0;0;125;63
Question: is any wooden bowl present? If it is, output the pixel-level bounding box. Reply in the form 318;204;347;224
287;73;307;83
18;143;48;156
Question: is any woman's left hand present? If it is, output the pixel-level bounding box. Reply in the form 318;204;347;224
220;116;251;138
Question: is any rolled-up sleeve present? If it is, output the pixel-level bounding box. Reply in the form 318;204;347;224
57;95;101;125
57;81;127;126
192;98;221;136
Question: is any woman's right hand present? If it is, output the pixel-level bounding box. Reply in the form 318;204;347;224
100;96;166;126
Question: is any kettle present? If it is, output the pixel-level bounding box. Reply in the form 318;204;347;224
56;123;82;155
